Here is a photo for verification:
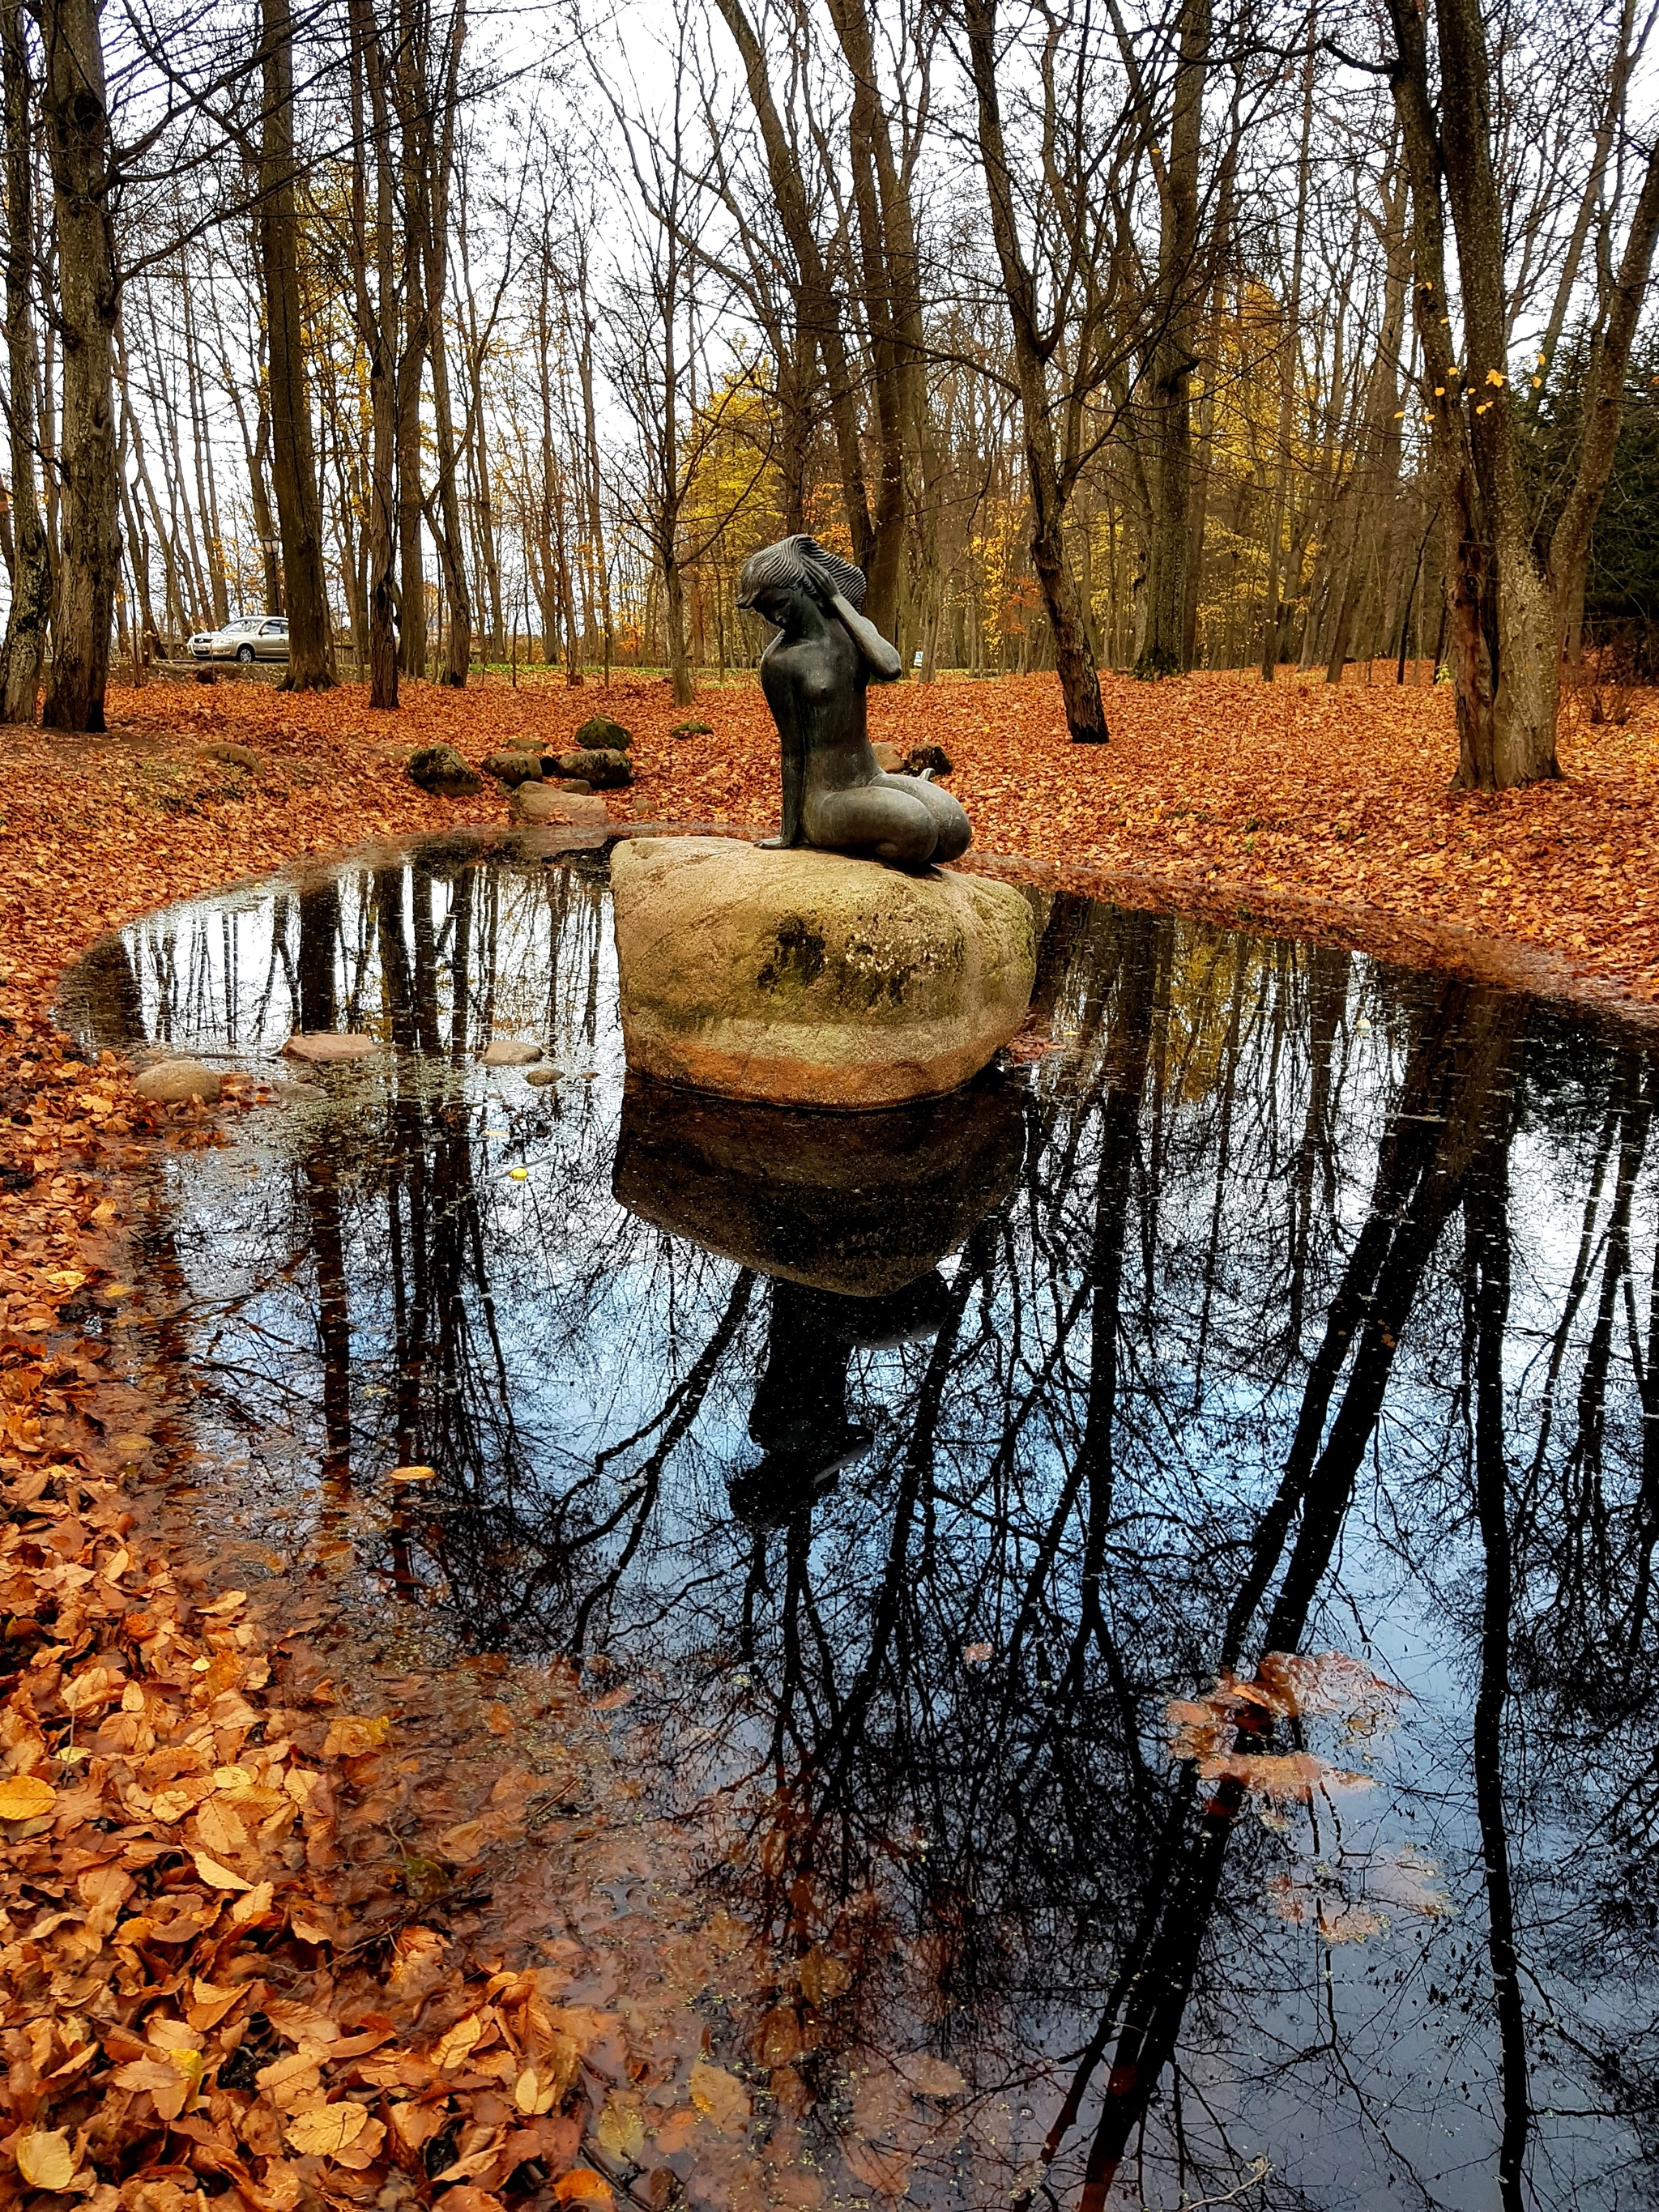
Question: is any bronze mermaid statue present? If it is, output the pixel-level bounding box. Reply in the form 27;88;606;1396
736;535;971;871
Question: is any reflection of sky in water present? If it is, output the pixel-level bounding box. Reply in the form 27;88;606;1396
62;837;1659;2211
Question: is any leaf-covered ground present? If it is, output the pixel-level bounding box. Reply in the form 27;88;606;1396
1;663;1655;2209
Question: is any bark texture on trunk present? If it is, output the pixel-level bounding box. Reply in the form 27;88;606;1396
0;0;50;722
348;0;398;708
38;0;118;734
1388;0;1659;787
963;0;1109;744
259;0;335;689
1136;0;1208;680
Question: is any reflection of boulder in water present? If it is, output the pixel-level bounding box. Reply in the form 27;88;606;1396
730;1275;955;1528
612;1071;1025;1298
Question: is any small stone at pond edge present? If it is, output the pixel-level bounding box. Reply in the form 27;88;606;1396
481;1039;543;1066
511;784;609;825
283;1033;379;1063
134;1059;221;1104
524;1067;563;1087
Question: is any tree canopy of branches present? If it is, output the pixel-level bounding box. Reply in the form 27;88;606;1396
0;0;1652;784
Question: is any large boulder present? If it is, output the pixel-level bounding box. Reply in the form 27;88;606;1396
609;837;1038;1109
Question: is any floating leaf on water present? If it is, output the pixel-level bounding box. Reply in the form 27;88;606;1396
597;2096;646;2162
554;2171;615;2206
689;2056;751;2133
754;2005;801;2068
389;1464;437;1485
322;1712;391;1758
842;2138;912;2197
800;1946;852;2007
900;2053;966;2099
1369;1844;1456;1920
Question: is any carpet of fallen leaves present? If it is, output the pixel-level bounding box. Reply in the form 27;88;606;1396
2;660;1657;2210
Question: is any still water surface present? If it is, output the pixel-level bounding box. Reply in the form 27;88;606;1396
63;833;1659;2211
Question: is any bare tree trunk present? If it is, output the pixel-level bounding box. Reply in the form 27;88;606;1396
1259;44;1313;683
963;0;1108;744
411;0;470;684
349;0;398;708
260;0;335;688
393;0;428;679
1137;0;1209;680
713;0;876;581
1384;0;1659;786
38;0;118;733
0;0;51;722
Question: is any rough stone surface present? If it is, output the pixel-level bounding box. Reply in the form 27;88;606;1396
671;721;712;738
610;837;1038;1108
573;714;631;752
480;750;543;786
524;1066;563;1087
283;1032;379;1063
512;783;610;825
870;741;904;771
548;747;632;790
407;744;483;796
481;1039;543;1066
134;1059;222;1104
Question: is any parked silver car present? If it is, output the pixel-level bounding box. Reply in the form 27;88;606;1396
190;615;289;663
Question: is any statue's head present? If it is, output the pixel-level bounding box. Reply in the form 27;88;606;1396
736;535;867;624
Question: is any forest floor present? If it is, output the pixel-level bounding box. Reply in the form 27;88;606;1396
2;663;1657;2210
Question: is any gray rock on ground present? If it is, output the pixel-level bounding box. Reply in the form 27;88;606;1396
610;837;1038;1109
481;1039;543;1066
407;744;484;796
480;751;544;786
572;714;631;752
548;747;632;789
134;1059;222;1104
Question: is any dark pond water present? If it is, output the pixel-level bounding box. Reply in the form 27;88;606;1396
62;832;1659;2212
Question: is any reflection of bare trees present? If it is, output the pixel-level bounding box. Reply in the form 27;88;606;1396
64;847;1659;2209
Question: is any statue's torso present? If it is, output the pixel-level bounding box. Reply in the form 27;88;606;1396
761;620;876;795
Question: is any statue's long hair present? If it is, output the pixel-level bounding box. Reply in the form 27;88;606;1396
736;534;866;612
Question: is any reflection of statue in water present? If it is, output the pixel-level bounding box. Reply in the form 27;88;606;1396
729;1275;953;1528
737;535;972;872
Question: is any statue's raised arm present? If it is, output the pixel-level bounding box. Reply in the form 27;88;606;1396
736;535;970;872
